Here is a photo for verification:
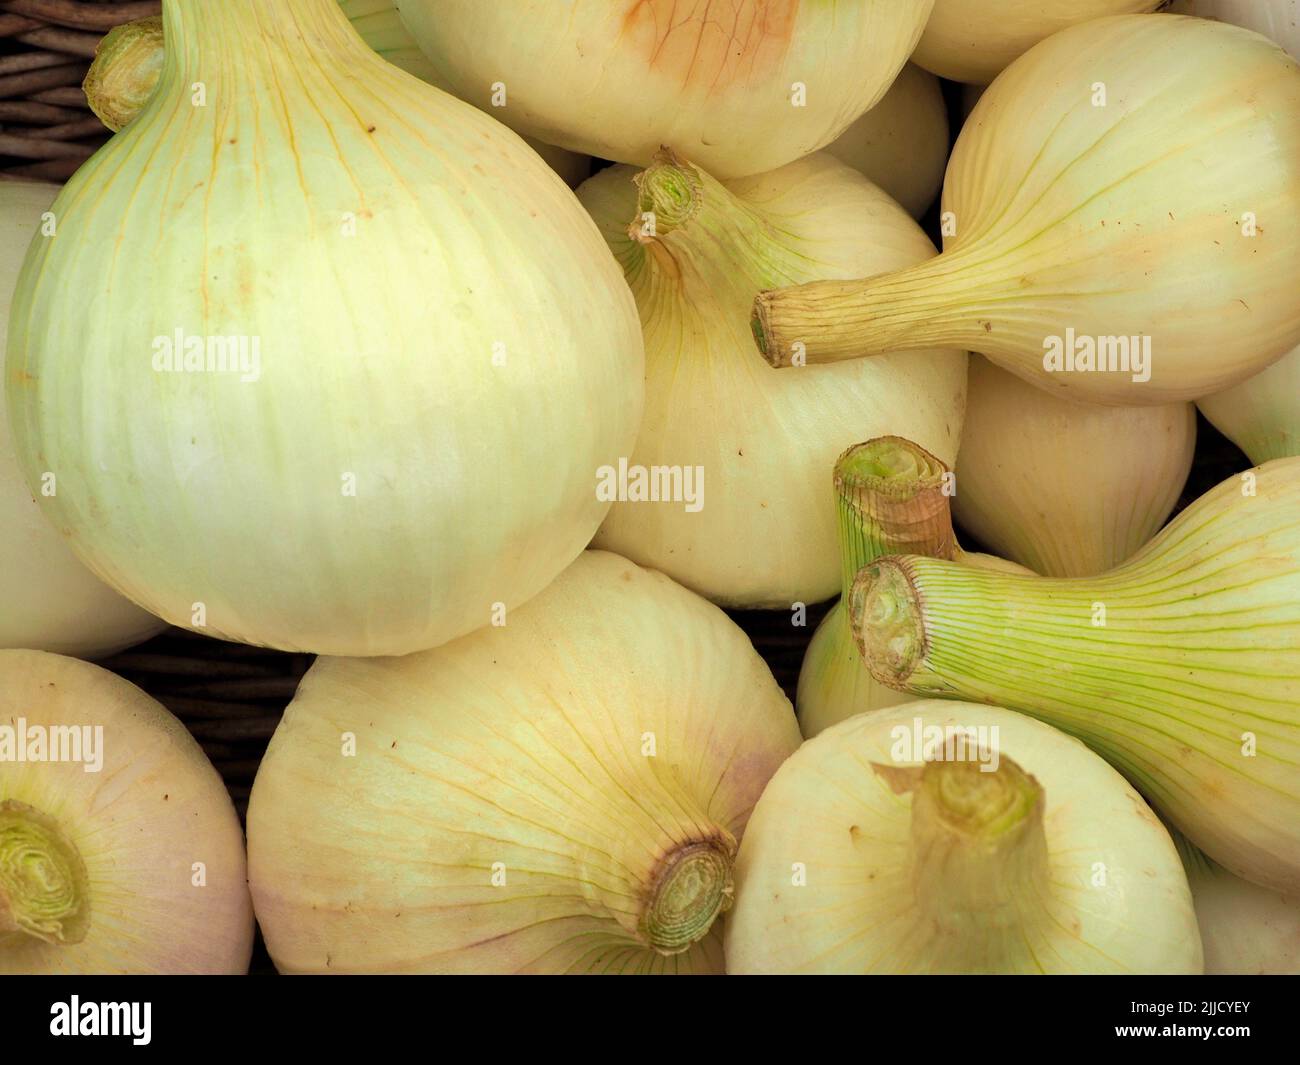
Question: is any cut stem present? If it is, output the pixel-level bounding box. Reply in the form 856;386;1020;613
0;800;90;947
640;835;735;955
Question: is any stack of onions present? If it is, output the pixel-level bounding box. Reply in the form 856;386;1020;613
0;651;252;974
577;150;966;607
393;0;936;178
6;0;644;657
247;552;800;973
851;458;1300;894
0;182;164;658
754;15;1300;406
726;702;1201;973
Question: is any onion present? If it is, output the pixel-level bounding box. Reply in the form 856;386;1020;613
725;701;1202;973
576;150;967;607
913;1;1165;85
753;15;1300;405
393;0;936;179
0;650;252;974
799;437;1028;740
1198;345;1300;463
247;551;800;973
1;183;163;658
822;64;949;220
7;0;644;657
1169;0;1300;58
850;457;1300;893
83;6;592;189
953;357;1196;576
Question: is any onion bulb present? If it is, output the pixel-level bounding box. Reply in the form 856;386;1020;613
1197;345;1300;464
393;0;936;179
799;437;1028;739
822;64;949;220
576;150;966;607
1176;837;1300;975
913;1;1165;85
1;183;163;659
1169;1;1300;59
953;357;1196;576
83;5;591;189
726;701;1202;974
247;551;800;973
753;15;1300;406
851;457;1300;893
7;0;644;657
0;650;252;974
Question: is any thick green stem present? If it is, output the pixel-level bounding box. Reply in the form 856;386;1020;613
0;801;90;947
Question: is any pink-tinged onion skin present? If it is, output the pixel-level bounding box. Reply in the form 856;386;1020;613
0;182;164;659
394;0;936;179
0;650;252;974
1191;864;1300;975
248;551;801;974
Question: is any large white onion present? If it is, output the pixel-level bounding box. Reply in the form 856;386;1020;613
1197;345;1300;464
577;151;966;607
914;0;1164;84
0;650;252;974
248;551;800;973
393;0;936;179
6;0;644;656
1;183;164;658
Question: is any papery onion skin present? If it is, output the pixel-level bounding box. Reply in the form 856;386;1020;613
1;182;164;659
247;551;800;974
754;15;1300;406
822;64;948;220
394;0;936;179
1198;343;1300;464
0;650;252;974
851;458;1300;894
726;701;1201;974
914;0;1165;85
1170;0;1300;59
953;356;1196;576
7;0;644;656
578;151;966;608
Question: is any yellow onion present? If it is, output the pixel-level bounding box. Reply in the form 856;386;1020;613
726;701;1201;973
0;650;252;974
822;64;949;220
394;0;936;179
577;150;966;607
1;183;163;658
1198;345;1300;463
7;0;644;657
84;5;591;189
914;1;1164;84
954;357;1196;576
248;551;800;973
799;437;1028;739
851;458;1300;893
1170;0;1300;58
754;15;1300;406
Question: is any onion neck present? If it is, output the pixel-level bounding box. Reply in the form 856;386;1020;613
909;757;1051;946
84;17;165;132
0;801;90;948
835;438;957;598
640;836;736;954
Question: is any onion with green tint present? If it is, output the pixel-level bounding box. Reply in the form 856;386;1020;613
850;457;1300;893
726;701;1201;974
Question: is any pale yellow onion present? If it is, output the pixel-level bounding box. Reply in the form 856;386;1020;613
1170;0;1300;58
953;356;1196;577
7;0;644;656
577;151;966;607
84;5;592;189
0;183;163;658
726;701;1201;974
851;458;1300;893
798;437;1029;740
914;0;1164;84
394;0;936;179
247;551;800;974
0;650;252;974
754;15;1300;406
822;64;948;220
1198;344;1300;463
